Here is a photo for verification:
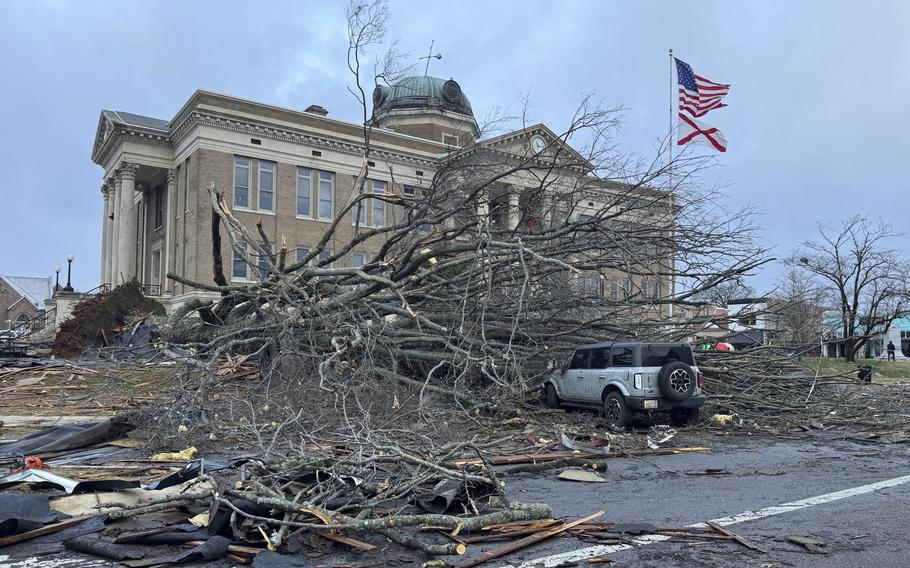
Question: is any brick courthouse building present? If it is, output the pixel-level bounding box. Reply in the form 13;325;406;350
91;76;671;311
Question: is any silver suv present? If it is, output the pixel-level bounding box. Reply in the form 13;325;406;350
543;342;706;427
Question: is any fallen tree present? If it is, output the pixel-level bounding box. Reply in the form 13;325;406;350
148;0;770;557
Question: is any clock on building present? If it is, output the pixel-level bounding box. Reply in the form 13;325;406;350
531;135;546;153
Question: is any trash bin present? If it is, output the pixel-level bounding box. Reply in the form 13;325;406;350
858;365;873;382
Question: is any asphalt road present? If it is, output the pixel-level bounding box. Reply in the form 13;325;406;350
1;433;908;568
496;433;910;567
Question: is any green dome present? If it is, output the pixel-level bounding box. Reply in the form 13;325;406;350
372;76;474;118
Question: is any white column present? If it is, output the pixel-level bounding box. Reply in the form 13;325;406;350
164;169;176;294
117;162;140;283
138;193;147;285
507;189;521;230
541;193;552;227
99;182;111;285
476;189;489;230
110;173;122;285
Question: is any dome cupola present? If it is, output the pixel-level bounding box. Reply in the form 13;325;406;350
370;76;479;145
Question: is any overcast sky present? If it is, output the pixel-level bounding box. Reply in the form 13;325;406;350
1;0;908;292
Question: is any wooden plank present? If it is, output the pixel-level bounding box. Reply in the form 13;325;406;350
185;540;266;555
0;516;95;548
314;531;377;552
705;521;766;553
452;510;606;568
460;521;563;544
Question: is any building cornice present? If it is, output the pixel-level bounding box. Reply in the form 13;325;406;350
170;109;442;169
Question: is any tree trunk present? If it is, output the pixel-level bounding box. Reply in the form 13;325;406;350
845;335;856;362
211;206;228;289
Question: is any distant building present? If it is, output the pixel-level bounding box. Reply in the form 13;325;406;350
725;297;779;348
821;315;910;360
0;275;53;330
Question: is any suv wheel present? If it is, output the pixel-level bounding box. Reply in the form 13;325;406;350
544;384;561;409
602;391;630;428
658;362;697;402
670;407;700;426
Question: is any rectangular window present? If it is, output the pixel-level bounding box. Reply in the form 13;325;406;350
258;243;271;278
233;157;250;208
154;188;164;229
353;194;367;225
232;240;248;279
609;279;619;301
645;280;660;299
372;180;386;227
295;247;309;270
641;345;694;367
403;185;416;196
318;171;334;220
258;161;275;211
150;249;161;283
352;252;366;268
296;167;312;217
578;274;601;297
568;349;590;370
611;347;634;367
317;249;332;266
591;348;609;369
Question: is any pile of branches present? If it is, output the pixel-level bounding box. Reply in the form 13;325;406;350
700;348;910;433
207;441;550;557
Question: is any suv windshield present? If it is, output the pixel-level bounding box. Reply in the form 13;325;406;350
641;345;695;366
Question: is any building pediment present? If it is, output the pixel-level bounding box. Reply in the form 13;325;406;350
91;110;173;167
464;124;594;174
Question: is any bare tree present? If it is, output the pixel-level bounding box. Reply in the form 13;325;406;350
166;0;769;433
691;278;755;308
789;216;910;362
773;267;829;357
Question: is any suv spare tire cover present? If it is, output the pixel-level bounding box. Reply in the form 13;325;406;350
658;361;696;401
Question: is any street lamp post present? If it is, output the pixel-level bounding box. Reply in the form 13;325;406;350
63;255;74;293
54;266;61;292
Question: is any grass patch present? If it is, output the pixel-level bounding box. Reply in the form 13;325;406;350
799;357;910;383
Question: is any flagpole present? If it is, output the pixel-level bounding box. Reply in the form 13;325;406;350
668;48;675;319
668;48;674;171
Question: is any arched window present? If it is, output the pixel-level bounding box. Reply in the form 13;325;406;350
15;314;30;324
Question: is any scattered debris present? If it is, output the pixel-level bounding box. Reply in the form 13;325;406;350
452;511;606;568
685;468;730;476
646;428;677;449
787;535;831;554
705;521;766;553
150;446;197;462
52;281;165;358
557;468;607;483
0;416;136;456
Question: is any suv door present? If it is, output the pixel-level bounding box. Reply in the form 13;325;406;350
609;345;635;394
585;347;611;403
563;349;590;401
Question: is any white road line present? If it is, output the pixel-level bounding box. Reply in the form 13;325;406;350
503;472;910;567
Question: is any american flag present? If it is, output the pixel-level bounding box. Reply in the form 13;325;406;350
675;58;730;118
675;57;730;152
